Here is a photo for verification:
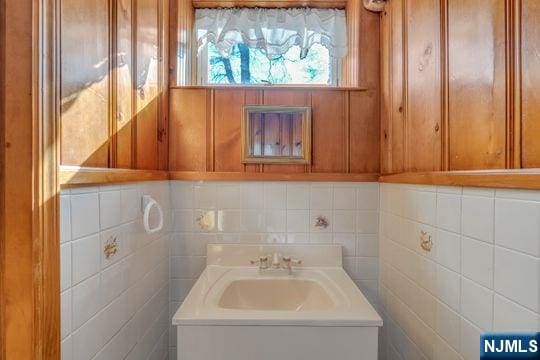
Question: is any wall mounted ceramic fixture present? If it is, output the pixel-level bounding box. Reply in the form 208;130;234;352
173;244;382;360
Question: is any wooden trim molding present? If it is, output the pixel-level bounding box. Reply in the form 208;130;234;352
170;171;380;182
0;0;6;356
60;166;170;187
34;0;61;356
379;170;540;190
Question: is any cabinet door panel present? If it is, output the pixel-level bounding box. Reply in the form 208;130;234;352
60;0;110;167
135;0;159;169
521;0;540;168
448;0;506;170
116;0;134;168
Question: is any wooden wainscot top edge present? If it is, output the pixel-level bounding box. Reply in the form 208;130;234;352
60;166;170;188
169;171;381;182
379;170;540;190
61;167;540;190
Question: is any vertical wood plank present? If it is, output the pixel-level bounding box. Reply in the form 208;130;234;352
3;0;40;357
311;90;347;173
447;0;506;170
213;89;244;172
521;0;540;167
350;90;380;173
135;0;159;169
115;0;133;168
60;0;110;167
168;88;208;170
406;0;442;171
158;0;170;170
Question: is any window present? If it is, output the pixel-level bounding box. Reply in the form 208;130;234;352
193;8;347;86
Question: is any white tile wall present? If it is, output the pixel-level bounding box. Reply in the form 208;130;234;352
379;184;540;360
60;181;170;360
168;181;380;359
61;179;540;360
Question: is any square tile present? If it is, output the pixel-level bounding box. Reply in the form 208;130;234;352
194;183;217;209
61;289;72;340
436;266;460;312
460;318;482;360
461;236;493;288
333;233;356;256
460;277;493;330
217;184;241;209
170;181;194;209
72;307;105;359
310;186;333;209
436;193;461;233
241;183;264;209
357;211;379;234
356;257;379;280
356;234;379;257
99;190;122;230
333;187;356;210
286;184;310;209
436;230;460;272
264;210;286;232
61;243;72;291
333;210;356;233
72;274;102;330
461;196;494;243
357;183;379;210
72;234;101;285
240;210;265;232
493;295;540;332
264;183;286;209
495;199;540;256
71;193;100;239
435;301;460;351
494;247;539;312
217;210;241;232
60;195;72;243
121;188;139;223
286;210;309;233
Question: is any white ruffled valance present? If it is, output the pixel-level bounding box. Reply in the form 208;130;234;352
195;8;348;59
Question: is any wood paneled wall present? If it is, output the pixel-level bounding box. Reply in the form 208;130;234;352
59;0;169;170
380;0;540;173
169;88;380;175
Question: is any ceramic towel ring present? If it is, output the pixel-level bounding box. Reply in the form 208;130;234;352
142;195;164;234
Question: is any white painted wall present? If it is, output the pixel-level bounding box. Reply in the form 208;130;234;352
379;184;540;360
60;182;171;360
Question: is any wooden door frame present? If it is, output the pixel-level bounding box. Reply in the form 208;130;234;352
1;0;60;359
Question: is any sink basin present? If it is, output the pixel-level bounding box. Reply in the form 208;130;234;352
173;244;383;360
218;279;335;311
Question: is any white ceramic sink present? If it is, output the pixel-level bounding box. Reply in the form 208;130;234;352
218;278;335;311
173;244;383;360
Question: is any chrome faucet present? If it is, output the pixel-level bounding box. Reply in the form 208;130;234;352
250;253;302;274
281;255;302;275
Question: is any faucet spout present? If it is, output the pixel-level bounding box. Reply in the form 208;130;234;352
271;252;281;268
